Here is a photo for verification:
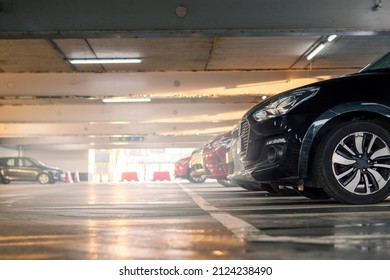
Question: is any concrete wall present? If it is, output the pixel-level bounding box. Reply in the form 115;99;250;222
22;149;89;174
0;146;19;157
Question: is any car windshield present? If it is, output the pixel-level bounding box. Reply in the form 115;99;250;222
29;158;46;167
360;51;390;72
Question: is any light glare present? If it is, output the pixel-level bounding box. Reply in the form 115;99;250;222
102;98;151;103
306;43;325;61
69;58;142;64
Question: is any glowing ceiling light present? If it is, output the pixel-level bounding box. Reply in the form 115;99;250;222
306;35;338;61
327;34;338;42
306;43;325;61
69;58;142;64
102;98;151;103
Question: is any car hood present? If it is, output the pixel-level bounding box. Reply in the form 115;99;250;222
243;70;390;118
43;165;62;171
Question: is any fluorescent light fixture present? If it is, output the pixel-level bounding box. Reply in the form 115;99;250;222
306;35;337;61
69;58;142;64
306;43;325;61
102;97;151;103
327;34;338;42
89;121;132;125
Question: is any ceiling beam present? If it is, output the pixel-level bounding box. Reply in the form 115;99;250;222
0;70;349;97
0;103;251;122
0;135;214;150
0;0;389;38
0;122;238;137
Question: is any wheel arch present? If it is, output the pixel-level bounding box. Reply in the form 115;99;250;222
298;102;390;180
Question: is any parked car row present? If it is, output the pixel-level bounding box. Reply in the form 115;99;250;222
174;132;231;187
176;51;390;204
174;155;206;183
202;131;236;187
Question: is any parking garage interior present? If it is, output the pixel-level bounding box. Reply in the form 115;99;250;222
1;0;390;265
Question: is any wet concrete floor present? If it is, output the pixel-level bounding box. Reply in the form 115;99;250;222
1;181;390;259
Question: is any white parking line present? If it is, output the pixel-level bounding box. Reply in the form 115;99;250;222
178;182;390;246
178;183;269;241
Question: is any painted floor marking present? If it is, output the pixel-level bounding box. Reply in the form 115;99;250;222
178;183;390;246
178;183;268;241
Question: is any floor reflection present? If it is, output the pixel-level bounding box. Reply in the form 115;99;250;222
2;182;390;259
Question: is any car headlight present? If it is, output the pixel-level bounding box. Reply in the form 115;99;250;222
253;86;320;122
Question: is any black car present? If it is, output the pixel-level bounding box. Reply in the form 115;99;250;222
234;51;390;204
0;157;63;184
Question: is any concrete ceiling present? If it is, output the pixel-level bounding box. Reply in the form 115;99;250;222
0;0;389;151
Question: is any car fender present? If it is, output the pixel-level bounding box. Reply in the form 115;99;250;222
298;102;390;179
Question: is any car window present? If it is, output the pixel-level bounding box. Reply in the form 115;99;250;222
6;159;15;167
29;158;45;167
360;51;390;72
21;159;34;167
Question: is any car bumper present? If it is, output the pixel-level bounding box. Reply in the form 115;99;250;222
237;116;304;185
174;165;187;178
51;171;64;181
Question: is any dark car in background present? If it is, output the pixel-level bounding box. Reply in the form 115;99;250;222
0;157;64;184
233;51;390;204
203;131;235;187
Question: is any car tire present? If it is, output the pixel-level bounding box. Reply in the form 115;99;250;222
217;179;236;187
188;175;206;183
312;120;390;204
187;170;206;183
37;173;51;185
1;176;10;184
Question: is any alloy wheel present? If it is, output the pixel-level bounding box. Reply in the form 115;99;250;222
38;173;50;184
331;131;390;195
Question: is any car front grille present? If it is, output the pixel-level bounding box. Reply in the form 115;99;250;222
240;119;250;157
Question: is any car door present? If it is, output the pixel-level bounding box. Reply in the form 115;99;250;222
2;158;17;179
18;158;39;180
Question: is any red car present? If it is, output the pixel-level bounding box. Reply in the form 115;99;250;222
174;156;206;183
202;131;235;187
